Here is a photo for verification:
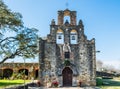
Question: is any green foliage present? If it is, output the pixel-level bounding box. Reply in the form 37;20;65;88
102;76;113;79
11;71;28;80
0;0;38;64
0;27;38;64
96;77;103;86
97;77;120;89
64;59;70;66
16;27;38;58
0;0;22;30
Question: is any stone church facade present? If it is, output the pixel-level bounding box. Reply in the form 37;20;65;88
39;9;96;87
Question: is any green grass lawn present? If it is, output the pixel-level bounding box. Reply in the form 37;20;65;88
0;80;31;88
1;78;120;89
97;77;120;89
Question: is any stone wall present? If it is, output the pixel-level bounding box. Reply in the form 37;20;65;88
0;63;39;79
39;9;96;87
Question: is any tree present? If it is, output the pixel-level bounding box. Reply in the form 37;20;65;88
0;0;22;28
102;64;116;73
96;60;103;71
0;0;38;64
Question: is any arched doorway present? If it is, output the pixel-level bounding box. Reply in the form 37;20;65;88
62;67;73;86
3;68;13;78
35;69;38;79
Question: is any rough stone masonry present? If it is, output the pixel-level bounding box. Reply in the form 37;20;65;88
38;9;96;87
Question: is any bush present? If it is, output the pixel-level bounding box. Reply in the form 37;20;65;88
51;80;59;87
11;72;28;80
96;77;103;86
64;60;70;66
102;76;113;79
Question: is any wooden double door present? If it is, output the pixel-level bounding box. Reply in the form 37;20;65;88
62;67;73;86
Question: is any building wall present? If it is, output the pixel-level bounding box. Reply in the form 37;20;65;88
0;63;39;79
39;9;96;86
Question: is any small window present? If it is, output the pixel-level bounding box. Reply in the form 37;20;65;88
65;52;70;58
56;29;64;44
72;36;75;40
58;35;62;39
70;30;78;44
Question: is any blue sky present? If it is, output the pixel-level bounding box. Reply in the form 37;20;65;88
4;0;120;69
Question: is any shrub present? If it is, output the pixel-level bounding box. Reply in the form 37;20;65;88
51;80;59;87
102;76;113;79
96;77;103;86
64;60;70;66
11;72;28;80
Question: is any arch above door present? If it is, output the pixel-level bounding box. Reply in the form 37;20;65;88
62;67;73;86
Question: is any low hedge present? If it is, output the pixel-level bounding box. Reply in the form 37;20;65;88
102;76;113;79
96;77;103;86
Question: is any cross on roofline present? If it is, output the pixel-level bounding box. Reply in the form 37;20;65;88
66;0;69;8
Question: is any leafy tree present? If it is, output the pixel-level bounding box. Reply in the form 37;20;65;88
0;0;38;64
96;60;103;71
0;0;22;31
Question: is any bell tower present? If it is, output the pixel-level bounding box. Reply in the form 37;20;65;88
58;9;76;25
49;9;84;44
39;9;96;87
